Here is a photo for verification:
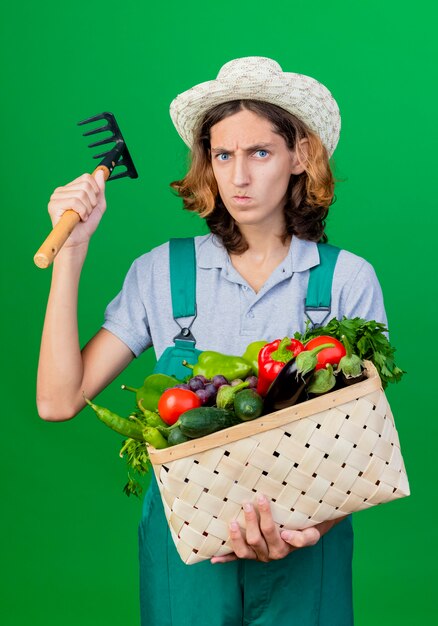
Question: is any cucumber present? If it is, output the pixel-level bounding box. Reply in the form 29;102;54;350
234;389;264;421
168;426;190;446
178;407;240;438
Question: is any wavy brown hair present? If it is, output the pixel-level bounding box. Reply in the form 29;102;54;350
170;100;336;253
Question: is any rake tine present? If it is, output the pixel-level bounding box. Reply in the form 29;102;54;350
92;150;114;159
77;113;109;126
88;136;116;149
81;124;113;138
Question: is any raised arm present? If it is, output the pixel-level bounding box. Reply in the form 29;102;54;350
36;171;134;421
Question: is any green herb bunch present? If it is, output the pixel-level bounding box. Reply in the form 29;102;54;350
119;408;150;497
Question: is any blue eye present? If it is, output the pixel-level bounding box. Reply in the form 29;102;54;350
255;149;269;158
217;153;230;161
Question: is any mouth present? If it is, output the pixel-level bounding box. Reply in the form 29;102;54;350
233;195;252;204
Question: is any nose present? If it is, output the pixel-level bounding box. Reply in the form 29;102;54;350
232;155;250;188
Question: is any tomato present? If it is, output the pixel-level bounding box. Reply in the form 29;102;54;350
157;388;202;425
304;335;346;370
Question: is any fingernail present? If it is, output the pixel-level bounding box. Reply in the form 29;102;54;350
243;502;252;513
281;530;293;542
230;521;239;531
257;494;267;506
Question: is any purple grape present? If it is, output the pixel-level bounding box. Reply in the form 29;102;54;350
189;378;204;391
246;376;258;389
195;375;208;384
204;383;217;396
173;383;190;390
204;383;218;403
212;375;228;388
193;374;206;382
195;389;209;405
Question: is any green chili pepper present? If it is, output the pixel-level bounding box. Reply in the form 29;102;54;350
84;397;145;441
183;351;252;381
241;340;268;375
138;399;169;428
121;373;179;412
143;426;168;449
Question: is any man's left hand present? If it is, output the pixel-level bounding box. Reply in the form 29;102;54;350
210;494;345;564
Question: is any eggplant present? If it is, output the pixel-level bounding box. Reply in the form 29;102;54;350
263;360;314;414
263;342;338;414
337;334;366;387
338;368;367;387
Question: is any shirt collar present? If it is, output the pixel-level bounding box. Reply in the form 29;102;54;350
197;233;320;273
197;234;231;269
290;236;320;273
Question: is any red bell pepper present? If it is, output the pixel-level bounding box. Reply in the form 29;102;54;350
256;337;304;396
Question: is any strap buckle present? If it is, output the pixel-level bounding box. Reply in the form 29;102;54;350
305;305;331;329
173;308;197;344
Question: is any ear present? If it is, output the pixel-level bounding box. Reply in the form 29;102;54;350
290;138;309;175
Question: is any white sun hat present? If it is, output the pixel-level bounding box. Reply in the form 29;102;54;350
170;56;341;156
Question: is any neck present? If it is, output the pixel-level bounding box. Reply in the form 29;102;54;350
228;222;292;293
238;221;290;258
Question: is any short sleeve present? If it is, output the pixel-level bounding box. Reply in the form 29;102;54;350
337;253;388;327
102;257;152;357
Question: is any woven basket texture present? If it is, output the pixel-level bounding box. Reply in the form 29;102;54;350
148;363;409;564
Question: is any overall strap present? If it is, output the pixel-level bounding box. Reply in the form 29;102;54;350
305;243;341;327
169;237;196;318
153;238;200;378
169;237;198;346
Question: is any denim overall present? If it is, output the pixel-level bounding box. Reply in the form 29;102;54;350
139;238;354;626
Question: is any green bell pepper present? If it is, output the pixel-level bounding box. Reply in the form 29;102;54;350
121;373;179;412
241;340;267;375
184;350;253;381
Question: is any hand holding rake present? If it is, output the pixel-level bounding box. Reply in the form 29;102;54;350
34;112;138;268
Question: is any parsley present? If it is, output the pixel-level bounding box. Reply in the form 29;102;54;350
294;317;405;388
119;436;151;497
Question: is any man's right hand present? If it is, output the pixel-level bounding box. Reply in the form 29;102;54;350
47;170;107;249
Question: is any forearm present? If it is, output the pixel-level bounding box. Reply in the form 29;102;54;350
37;245;89;420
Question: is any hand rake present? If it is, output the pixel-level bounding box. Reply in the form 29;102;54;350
34;112;138;268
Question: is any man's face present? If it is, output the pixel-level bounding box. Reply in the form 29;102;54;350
210;109;300;232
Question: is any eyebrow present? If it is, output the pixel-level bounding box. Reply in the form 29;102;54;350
211;142;275;154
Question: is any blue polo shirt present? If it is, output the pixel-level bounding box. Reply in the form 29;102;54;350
102;233;387;360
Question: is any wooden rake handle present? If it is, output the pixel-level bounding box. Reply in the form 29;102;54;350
33;165;110;268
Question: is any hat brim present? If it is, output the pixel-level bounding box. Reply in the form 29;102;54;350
170;58;340;156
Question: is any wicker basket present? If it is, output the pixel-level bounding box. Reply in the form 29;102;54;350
148;361;409;564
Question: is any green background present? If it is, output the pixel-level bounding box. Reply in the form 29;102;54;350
1;1;436;624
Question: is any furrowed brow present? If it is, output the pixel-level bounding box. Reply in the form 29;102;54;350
244;143;275;152
211;142;275;154
211;147;230;154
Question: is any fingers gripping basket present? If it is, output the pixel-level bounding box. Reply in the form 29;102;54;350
148;362;409;564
